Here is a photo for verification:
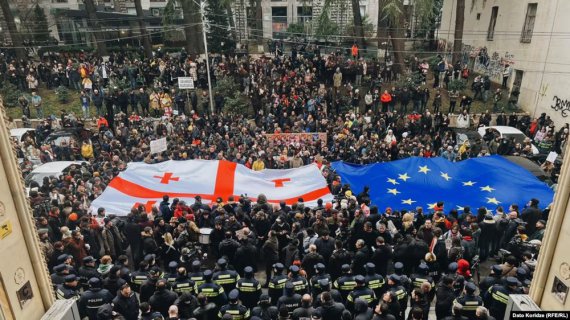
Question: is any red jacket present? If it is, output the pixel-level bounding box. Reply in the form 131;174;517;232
380;93;392;103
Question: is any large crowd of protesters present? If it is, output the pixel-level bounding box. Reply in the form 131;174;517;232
0;45;563;320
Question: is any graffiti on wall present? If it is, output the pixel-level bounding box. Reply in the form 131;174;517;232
456;45;516;80
551;95;570;117
472;47;516;80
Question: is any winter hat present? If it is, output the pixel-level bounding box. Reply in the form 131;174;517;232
457;259;471;278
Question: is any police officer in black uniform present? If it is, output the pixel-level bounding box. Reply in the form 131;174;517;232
410;262;435;301
78;256;100;290
213;258;240;294
288;265;309;295
268;263;288;304
479;265;502;296
236;266;262;310
486;276;523;320
251;294;279;319
51;264;70;288
387;274;408;320
189;260;205;288
309;263;331;296
277;282;302;316
129;261;149;293
333;264;357;302
78;278;114;320
56;274;80;299
390;262;411;294
173;267;194;296
164;261;179;285
364;262;385;299
454;282;483;320
346;275;377;312
218;289;250;320
195;269;227;309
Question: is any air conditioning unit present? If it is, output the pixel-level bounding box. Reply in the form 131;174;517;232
504;295;541;320
41;299;81;320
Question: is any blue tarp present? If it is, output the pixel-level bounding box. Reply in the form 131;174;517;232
331;156;555;212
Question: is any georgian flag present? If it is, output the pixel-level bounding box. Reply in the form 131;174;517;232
90;160;333;216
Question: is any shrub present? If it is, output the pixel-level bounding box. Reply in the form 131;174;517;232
0;81;23;108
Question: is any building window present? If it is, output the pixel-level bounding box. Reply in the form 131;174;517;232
487;6;498;41
150;0;165;2
297;6;312;24
476;13;481;20
52;0;68;3
521;3;537;43
272;7;288;39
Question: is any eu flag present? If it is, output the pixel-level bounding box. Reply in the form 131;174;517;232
330;156;554;212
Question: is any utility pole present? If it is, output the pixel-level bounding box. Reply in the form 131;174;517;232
197;0;215;114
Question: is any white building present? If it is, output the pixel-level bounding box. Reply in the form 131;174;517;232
232;0;378;42
438;0;570;127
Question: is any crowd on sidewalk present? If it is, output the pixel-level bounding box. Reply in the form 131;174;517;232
1;47;562;320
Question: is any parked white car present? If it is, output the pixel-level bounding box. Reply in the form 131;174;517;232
477;126;539;155
25;161;82;186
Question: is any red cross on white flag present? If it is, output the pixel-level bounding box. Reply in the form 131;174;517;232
91;160;333;215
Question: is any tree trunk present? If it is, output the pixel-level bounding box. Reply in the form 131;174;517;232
83;0;108;56
254;0;263;43
181;0;202;55
377;0;390;57
389;22;405;76
0;0;26;60
452;0;465;64
351;0;365;48
134;0;153;58
225;2;237;42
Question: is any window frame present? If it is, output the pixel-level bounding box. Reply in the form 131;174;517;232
487;6;499;41
521;3;538;43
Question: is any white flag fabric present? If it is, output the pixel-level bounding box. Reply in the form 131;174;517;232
90;160;333;216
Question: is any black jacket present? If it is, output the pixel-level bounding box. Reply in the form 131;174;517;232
192;302;218;320
435;284;455;319
302;252;325;279
139;278;158;303
316;301;347;320
78;288;114;320
372;245;393;276
352;246;371;276
251;304;279;320
314;237;336;262
277;293;302;314
149;288;178;317
112;292;140;320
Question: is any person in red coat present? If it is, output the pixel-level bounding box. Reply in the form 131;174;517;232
380;90;392;113
65;229;88;266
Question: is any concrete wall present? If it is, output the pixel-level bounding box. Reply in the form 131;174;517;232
529;143;570;309
0;104;54;318
438;0;570;128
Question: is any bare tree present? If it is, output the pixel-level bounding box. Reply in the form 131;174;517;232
0;0;26;60
83;0;108;56
351;0;365;48
134;0;153;58
181;0;203;55
452;0;465;64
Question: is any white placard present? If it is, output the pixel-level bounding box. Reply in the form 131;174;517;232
546;151;558;163
178;77;195;89
150;137;167;154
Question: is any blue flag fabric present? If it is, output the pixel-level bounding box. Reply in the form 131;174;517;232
330;156;554;212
